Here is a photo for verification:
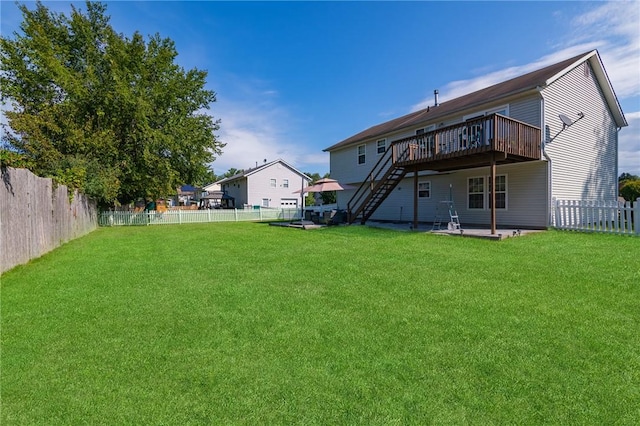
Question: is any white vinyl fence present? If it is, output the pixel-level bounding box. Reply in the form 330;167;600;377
99;207;302;227
554;198;638;236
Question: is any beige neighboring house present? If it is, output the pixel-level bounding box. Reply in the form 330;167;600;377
217;159;311;209
203;182;221;193
325;50;627;230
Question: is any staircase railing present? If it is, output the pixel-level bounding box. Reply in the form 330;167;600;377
347;143;411;224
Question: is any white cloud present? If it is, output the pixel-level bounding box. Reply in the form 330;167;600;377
619;111;640;176
210;86;328;175
408;1;639;178
411;44;598;112
569;1;640;98
411;1;639;110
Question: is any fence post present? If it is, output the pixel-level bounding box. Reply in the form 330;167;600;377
234;208;238;222
260;207;263;221
179;209;183;224
631;198;640;235
208;208;211;222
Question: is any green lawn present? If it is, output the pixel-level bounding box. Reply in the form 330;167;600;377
2;223;639;424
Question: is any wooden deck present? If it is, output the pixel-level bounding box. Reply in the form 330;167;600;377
392;113;541;172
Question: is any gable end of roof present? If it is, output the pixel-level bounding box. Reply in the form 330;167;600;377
325;50;626;151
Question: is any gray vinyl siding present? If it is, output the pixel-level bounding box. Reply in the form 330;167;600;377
330;146;370;185
224;179;248;206
542;62;618;201
222;161;308;208
509;95;541;127
247;164;307;207
337;161;548;228
330;95;543;186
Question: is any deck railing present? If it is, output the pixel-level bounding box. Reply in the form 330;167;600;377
392;113;541;166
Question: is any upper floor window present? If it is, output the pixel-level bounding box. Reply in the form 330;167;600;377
376;139;387;155
283;179;289;188
357;144;366;165
464;105;509;121
270;179;276;188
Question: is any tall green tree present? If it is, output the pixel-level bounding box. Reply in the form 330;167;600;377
1;1;223;207
221;168;241;179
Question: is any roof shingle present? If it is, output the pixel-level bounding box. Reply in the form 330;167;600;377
324;51;592;152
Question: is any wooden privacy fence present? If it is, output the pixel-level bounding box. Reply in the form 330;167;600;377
99;208;302;226
554;199;639;236
1;167;98;273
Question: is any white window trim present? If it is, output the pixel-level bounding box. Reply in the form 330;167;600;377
357;144;366;165
376;139;387;155
467;176;485;210
463;104;509;121
416;125;436;134
467;174;508;210
282;179;289;188
270;178;277;188
418;180;431;199
488;174;508;211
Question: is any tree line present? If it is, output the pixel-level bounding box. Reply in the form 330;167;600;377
619;173;640;201
1;1;224;208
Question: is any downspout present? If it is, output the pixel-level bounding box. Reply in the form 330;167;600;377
539;89;553;227
615;126;621;200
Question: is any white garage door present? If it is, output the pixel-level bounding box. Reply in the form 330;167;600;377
280;198;298;208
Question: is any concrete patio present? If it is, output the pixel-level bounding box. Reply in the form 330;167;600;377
363;221;545;240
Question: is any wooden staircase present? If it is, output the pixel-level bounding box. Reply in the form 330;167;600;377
347;145;409;224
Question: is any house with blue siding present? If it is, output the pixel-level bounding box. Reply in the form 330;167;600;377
324;50;628;231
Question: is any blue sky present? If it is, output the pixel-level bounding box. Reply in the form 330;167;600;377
1;1;639;177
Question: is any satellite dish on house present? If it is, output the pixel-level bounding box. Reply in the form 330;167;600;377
559;114;574;129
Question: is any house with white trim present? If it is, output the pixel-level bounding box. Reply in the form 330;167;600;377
325;50;628;231
216;159;311;209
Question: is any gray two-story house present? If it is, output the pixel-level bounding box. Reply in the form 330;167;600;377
325;50;627;231
217;159;311;209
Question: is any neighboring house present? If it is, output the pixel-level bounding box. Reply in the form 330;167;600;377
203;182;221;193
325;50;627;230
201;182;225;208
176;184;201;206
216;159;311;208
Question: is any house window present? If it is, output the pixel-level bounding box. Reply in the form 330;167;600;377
418;181;431;198
262;198;270;207
377;139;387;155
489;175;507;209
270;179;276;188
468;177;484;209
283;179;289;188
357;144;366;165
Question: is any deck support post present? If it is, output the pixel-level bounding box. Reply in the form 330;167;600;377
413;169;418;230
490;154;496;235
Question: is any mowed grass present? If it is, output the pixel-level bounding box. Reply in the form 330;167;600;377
1;223;639;424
